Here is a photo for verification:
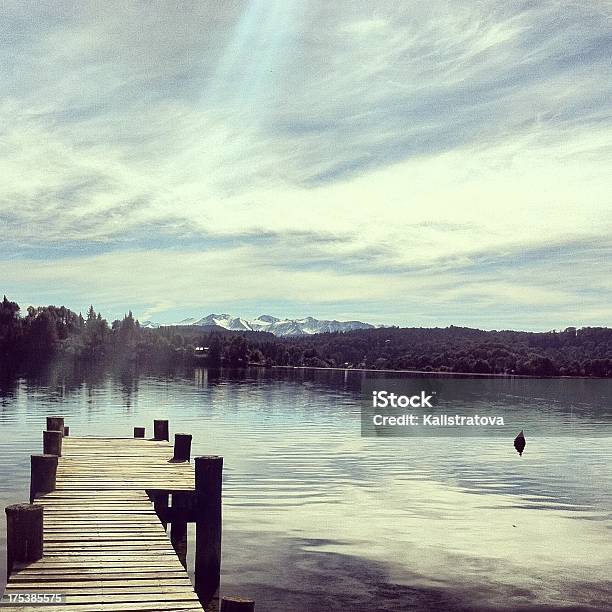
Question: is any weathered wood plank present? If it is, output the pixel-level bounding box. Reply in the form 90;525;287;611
10;571;191;581
3;586;194;595
11;604;202;612
5;577;195;588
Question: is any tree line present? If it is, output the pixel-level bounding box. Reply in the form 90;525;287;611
255;325;612;377
2;296;612;376
0;297;170;368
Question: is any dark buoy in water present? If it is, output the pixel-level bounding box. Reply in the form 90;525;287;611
514;430;526;456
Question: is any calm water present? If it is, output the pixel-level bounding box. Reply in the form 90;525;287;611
0;365;611;611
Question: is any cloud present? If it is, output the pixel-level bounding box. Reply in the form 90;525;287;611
2;232;610;330
0;1;610;328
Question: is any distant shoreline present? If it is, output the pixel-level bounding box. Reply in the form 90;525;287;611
268;365;598;379
2;297;610;377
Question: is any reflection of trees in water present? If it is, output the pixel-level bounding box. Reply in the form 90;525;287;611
0;373;19;407
118;367;138;410
1;359;145;407
31;358;106;394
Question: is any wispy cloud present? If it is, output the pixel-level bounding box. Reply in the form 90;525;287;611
1;1;611;328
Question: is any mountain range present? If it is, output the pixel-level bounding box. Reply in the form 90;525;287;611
141;314;374;337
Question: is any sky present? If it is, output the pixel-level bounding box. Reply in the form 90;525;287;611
1;0;611;330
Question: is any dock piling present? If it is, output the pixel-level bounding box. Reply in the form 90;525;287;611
195;455;223;606
46;416;64;433
173;433;192;462
221;597;255;612
170;491;189;568
154;419;169;441
43;430;62;456
30;454;58;502
153;492;169;530
5;504;43;579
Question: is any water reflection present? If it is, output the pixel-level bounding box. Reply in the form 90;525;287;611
0;363;610;611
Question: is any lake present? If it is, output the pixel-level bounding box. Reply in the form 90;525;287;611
0;364;611;611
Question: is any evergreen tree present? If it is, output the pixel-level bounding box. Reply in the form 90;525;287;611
208;336;222;367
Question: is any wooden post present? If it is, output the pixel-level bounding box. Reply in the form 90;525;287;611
153;492;169;530
173;433;192;462
30;454;58;502
195;455;223;606
43;430;62;456
46;416;64;433
221;597;255;612
63;426;70;437
5;504;43;579
170;492;189;568
134;427;145;438
153;419;169;441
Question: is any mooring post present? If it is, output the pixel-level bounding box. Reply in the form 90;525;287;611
63;426;69;437
195;455;223;606
46;416;64;433
5;504;43;579
173;433;192;462
134;426;145;438
30;454;58;502
153;492;169;530
43;430;62;456
220;596;255;612
153;419;169;441
170;492;189;568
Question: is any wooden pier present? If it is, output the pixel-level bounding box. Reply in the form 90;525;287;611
3;418;255;612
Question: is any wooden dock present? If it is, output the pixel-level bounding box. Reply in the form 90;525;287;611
3;418;254;612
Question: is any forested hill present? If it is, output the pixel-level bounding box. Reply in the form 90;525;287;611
1;296;612;376
266;325;612;376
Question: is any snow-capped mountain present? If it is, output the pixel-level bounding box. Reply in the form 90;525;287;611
168;313;374;336
139;320;160;329
194;314;254;331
